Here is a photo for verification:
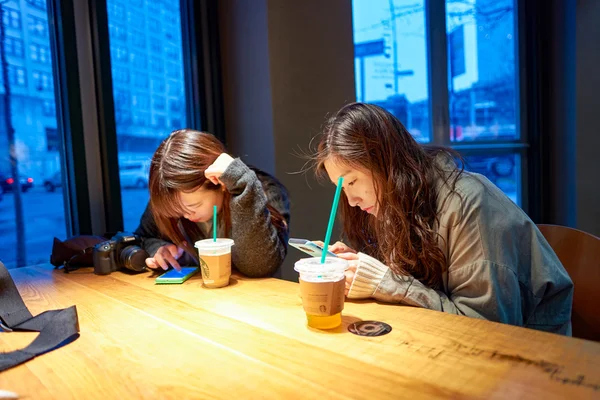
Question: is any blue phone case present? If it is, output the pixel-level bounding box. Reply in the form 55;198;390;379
288;238;337;258
155;267;199;284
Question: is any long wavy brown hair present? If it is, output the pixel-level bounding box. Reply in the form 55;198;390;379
313;103;462;289
149;129;286;258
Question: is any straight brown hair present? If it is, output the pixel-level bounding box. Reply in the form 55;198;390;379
149;129;286;258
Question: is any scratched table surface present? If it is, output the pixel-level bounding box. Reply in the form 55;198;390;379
1;265;600;399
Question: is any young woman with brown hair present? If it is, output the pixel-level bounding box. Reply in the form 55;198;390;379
135;129;290;277
312;102;573;335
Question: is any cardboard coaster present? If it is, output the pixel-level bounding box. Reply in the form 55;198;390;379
348;320;392;337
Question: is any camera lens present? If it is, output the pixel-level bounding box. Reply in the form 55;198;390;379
119;245;148;272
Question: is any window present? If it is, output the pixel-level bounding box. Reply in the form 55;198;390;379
352;0;523;206
352;0;430;142
130;52;147;69
39;45;49;63
113;89;130;109
30;44;50;63
108;2;125;20
169;99;182;113
126;10;145;29
109;23;127;41
133;73;149;89
152;114;166;128
164;46;179;61
115;108;131;125
150;40;161;54
166;80;182;96
149;57;164;74
25;0;47;10
132;94;150;110
165;62;181;79
2;8;21;29
30;44;38;61
111;46;128;63
170;118;182;129
4;37;24;58
107;0;187;231
112;68;130;84
43;99;56;117
133;111;150;126
128;31;146;48
164;13;178;27
6;65;27;87
161;0;177;11
445;0;521;204
147;1;162;15
152;96;165;111
45;127;59;151
148;18;160;32
28;15;48;37
1;10;66;268
151;78;165;93
32;70;53;91
446;0;518;142
463;154;519;204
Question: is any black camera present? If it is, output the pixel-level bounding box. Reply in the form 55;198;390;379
93;232;149;275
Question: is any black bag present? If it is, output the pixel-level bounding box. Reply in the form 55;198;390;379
50;235;107;272
0;261;80;372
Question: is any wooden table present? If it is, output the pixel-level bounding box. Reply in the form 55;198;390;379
1;266;600;399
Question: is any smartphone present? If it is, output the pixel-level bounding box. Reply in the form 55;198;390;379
288;238;337;258
155;266;199;284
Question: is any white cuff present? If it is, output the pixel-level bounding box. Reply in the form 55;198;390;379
347;253;389;299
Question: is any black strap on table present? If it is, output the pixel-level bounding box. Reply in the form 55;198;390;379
0;261;80;372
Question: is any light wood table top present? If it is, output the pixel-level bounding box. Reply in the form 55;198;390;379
1;265;600;399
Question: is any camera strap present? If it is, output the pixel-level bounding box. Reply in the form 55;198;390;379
0;261;80;372
60;246;96;273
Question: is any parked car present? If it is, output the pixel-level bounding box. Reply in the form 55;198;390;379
0;174;34;193
464;155;515;185
119;161;150;189
43;171;63;192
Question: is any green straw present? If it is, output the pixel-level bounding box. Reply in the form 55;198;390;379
213;205;217;242
321;176;344;264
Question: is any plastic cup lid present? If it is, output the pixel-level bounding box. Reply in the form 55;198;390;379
294;256;348;275
194;238;234;251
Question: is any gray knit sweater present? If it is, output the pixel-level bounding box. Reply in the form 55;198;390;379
347;157;573;335
134;158;291;277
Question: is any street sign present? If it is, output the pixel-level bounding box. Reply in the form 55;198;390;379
355;39;385;58
449;25;466;78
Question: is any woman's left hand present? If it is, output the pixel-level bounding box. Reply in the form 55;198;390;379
205;153;235;185
337;252;359;295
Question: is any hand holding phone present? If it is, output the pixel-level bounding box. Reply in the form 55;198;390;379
288;238;338;258
312;240;357;255
155;266;199;284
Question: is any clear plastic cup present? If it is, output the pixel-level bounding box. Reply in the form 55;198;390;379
195;238;235;288
294;257;349;329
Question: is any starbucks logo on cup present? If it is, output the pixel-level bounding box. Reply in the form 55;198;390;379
200;257;210;278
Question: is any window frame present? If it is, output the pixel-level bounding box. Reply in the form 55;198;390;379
48;0;94;235
423;0;530;211
2;0;225;265
180;0;225;141
72;0;224;233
